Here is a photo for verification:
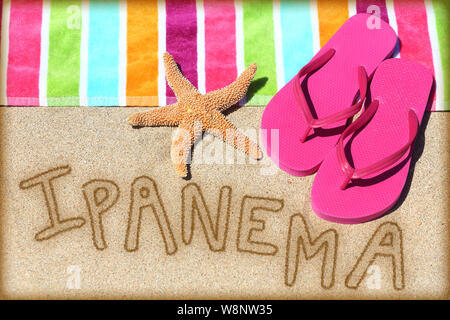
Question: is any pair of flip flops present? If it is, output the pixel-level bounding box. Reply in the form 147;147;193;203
261;14;433;224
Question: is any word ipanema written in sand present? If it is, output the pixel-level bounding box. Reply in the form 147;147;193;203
19;165;405;290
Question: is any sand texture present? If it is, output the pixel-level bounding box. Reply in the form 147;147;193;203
0;107;448;299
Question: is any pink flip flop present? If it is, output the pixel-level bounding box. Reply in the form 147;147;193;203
311;58;433;224
261;14;397;176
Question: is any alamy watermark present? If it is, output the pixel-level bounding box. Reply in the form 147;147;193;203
170;121;280;176
66;265;81;290
366;5;382;30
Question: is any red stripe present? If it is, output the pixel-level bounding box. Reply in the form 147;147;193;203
394;0;434;74
394;0;435;109
204;0;237;93
7;0;43;106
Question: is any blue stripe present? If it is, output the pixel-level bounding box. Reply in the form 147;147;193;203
280;0;314;82
87;0;120;106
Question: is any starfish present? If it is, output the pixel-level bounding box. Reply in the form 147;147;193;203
128;52;262;178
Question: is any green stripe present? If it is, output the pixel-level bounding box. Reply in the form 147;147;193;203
245;95;273;106
433;0;449;110
242;0;277;103
47;0;82;106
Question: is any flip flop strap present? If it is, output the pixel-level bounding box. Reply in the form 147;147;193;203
336;101;419;190
293;48;368;143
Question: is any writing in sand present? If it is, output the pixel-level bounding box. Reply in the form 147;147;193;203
19;165;405;290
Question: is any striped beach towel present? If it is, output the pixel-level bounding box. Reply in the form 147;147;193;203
0;0;448;110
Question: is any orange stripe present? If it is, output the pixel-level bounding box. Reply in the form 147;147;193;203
317;0;349;48
126;0;159;106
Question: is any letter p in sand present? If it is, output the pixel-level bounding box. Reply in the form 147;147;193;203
82;179;120;250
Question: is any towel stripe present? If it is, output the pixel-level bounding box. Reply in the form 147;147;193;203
196;0;205;94
386;0;400;57
156;0;166;106
426;0;442;111
39;0;50;106
0;0;2;50
0;0;8;106
47;0;82;106
0;0;447;110
204;0;237;93
7;0;42;106
310;0;321;54
79;0;88;106
0;0;3;102
242;0;277;105
126;0;159;106
356;0;389;22
273;0;284;91
394;0;434;75
118;0;127;106
166;0;198;104
234;0;245;76
317;0;349;47
88;0;120;106
280;0;314;82
348;0;357;16
432;0;449;110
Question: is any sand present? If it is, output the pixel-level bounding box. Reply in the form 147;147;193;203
0;107;448;299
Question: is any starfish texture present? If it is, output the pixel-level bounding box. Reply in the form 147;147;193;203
128;52;262;177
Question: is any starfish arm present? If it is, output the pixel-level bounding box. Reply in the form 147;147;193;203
127;104;181;127
206;112;262;160
170;119;202;177
163;52;199;100
204;63;257;112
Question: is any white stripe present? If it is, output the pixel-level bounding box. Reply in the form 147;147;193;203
234;0;245;105
118;0;127;106
273;0;285;90
310;0;320;54
386;0;400;58
348;0;357;17
0;0;11;105
235;0;245;74
425;0;444;111
196;0;205;94
79;0;89;106
157;0;166;106
39;0;50;107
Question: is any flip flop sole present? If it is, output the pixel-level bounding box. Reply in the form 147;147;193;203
261;14;397;176
311;58;434;224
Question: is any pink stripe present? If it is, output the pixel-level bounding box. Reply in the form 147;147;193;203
204;0;237;93
393;0;435;109
0;1;2;60
166;0;197;104
7;0;43;106
394;0;434;70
